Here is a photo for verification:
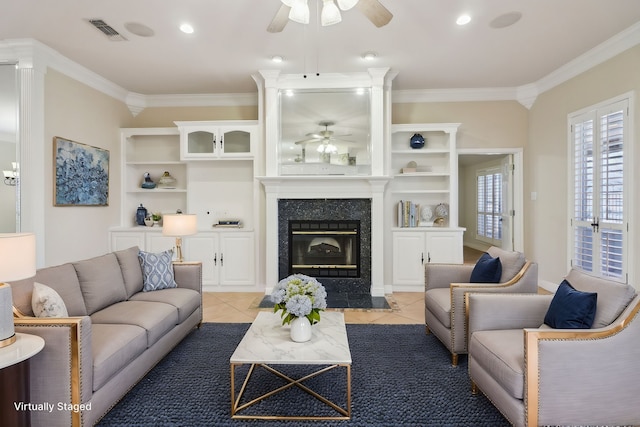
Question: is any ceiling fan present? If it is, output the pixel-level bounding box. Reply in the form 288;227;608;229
268;0;392;33
294;121;353;146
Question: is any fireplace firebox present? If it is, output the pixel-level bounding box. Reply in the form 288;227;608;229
289;220;360;278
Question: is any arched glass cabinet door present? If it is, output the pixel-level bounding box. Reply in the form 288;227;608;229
0;63;18;232
187;130;215;155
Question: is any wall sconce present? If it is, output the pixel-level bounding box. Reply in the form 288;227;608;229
3;162;18;186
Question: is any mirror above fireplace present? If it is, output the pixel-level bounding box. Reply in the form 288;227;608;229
279;88;371;175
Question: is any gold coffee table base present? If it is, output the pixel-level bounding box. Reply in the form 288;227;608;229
230;362;351;420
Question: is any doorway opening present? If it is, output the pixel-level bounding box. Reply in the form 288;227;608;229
458;149;523;253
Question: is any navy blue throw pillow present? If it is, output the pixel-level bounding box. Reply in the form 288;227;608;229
544;280;597;329
469;252;502;283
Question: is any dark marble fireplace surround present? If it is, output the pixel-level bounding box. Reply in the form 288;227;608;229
277;198;389;309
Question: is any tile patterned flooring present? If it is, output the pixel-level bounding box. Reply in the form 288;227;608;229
202;291;425;324
202;246;485;325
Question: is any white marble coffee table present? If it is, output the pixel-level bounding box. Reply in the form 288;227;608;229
230;311;352;420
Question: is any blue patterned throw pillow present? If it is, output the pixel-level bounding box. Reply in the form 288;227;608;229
138;249;177;292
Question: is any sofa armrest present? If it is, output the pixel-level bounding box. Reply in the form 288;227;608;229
13;316;92;427
525;295;640;427
467;293;553;335
425;263;474;291
173;261;202;294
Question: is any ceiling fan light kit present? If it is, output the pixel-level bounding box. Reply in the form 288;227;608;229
321;0;342;26
270;0;391;33
337;0;359;10
288;0;310;24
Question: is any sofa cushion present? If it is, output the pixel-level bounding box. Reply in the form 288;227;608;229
138;249;177;292
114;246;144;298
425;288;451;328
92;323;147;391
469;329;525;400
470;252;502;283
487;246;526;283
129;288;200;324
74;253;128;315
544;280;597;329
565;269;636;328
90;300;179;347
9;263;89;316
31;282;68;317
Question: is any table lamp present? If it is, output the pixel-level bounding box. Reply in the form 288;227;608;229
162;212;197;262
0;233;36;348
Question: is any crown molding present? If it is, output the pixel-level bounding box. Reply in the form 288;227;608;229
392;87;519;104
3;21;639;112
535;20;640;96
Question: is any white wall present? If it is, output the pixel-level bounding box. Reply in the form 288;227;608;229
42;69;132;266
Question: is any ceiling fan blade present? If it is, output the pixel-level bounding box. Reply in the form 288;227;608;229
267;4;290;33
356;0;393;28
295;138;321;144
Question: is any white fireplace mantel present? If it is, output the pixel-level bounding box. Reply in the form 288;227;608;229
258;176;390;297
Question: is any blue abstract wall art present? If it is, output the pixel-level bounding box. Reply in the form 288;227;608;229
54;137;109;206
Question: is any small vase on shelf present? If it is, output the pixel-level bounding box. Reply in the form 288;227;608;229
289;316;312;343
409;133;425;149
157;171;177;189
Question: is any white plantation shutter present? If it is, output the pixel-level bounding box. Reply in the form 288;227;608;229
569;98;629;282
598;107;625;278
476;168;502;245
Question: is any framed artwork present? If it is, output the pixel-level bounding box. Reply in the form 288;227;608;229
53;137;109;206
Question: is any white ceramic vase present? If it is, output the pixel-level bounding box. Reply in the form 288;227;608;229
290;316;312;343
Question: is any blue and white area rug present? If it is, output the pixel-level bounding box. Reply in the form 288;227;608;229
97;323;509;426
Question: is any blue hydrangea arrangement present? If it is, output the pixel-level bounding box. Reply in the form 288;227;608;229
270;274;327;325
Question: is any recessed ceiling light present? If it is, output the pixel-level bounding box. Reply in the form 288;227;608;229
271;55;284;63
456;14;471;25
489;12;522;29
361;51;377;61
179;23;194;34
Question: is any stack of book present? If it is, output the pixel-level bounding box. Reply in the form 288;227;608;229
397;200;419;227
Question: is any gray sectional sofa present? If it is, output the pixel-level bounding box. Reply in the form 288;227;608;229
9;246;203;427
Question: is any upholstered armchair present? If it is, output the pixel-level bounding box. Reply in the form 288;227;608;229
467;268;640;427
424;246;538;365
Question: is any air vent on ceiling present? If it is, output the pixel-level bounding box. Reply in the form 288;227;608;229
88;19;127;41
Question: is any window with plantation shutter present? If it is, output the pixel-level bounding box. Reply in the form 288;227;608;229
476;168;502;245
569;97;630;283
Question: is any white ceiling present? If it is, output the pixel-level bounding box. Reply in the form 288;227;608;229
1;0;639;95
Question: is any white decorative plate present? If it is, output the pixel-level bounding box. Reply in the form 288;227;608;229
420;205;434;222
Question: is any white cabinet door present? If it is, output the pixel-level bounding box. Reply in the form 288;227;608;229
219;233;255;286
425;231;463;264
392;232;426;286
110;231;145;252
146;234;177;259
185;234;219;285
218;127;254;158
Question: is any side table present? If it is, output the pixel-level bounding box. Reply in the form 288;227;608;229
0;333;45;427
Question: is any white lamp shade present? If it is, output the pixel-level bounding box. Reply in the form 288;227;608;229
0;233;36;282
321;0;342;26
289;0;310;24
337;0;359;10
162;214;198;237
